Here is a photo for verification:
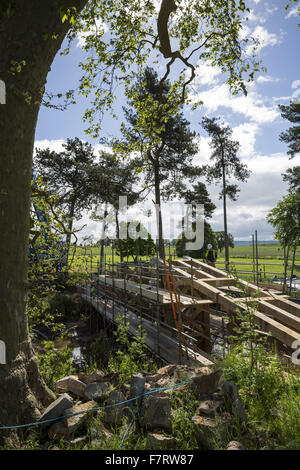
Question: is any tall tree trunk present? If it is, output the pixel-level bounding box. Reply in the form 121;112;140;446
289;244;297;295
100;203;108;273
283;245;290;293
154;159;165;258
65;195;76;264
115;209;123;263
0;0;88;433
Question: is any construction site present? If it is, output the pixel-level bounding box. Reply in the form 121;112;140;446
80;256;300;369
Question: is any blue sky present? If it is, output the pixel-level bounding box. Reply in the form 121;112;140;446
35;0;300;242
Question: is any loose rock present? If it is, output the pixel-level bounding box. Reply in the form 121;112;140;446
222;381;247;424
56;376;86;398
84;382;110;401
130;374;146;411
64;400;98;435
192;368;222;397
88;370;106;383
157;365;177;376
146;433;176;450
39;393;73;427
192;412;232;449
227;440;245;450
90;424;113;444
140;395;171;431
197;400;223;417
48;421;70;439
103;390;131;426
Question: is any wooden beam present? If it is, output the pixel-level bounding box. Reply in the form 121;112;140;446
200;278;235;287
235;297;300;331
189;258;227;278
253;311;300;347
172;259;216;279
97;275;210;307
265;296;300;318
187;258;271;297
257;300;300;333
171;269;300;347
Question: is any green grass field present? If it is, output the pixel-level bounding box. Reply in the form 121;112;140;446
217;244;300;279
220;244;300;261
69;243;300;281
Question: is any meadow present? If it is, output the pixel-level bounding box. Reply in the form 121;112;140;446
69;243;300;280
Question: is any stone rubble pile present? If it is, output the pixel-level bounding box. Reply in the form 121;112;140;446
39;364;247;450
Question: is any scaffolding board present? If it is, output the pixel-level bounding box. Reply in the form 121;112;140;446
171;258;300;348
82;292;214;368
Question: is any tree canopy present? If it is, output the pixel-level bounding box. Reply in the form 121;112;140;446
215;230;234;253
201;116;250;267
279;101;300;159
115;221;156;262
267;192;300;248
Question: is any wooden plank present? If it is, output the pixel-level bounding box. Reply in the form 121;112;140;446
98;275;165;302
189;258;227;278
97;275;210;307
257;300;300;332
171;271;300;347
219;285;244;294
236;296;289;303
187;258;270;297
266;297;300;318
200;278;235;287
172;259;216;279
253;311;300;347
235;297;300;332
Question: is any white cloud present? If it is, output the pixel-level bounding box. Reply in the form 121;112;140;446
257;74;280;84
193;62;222;86
207;152;300;239
247;9;266;24
232;123;259;157
34;139;65;154
246;26;282;55
193;83;279;124
77;19;108;48
285;5;299;19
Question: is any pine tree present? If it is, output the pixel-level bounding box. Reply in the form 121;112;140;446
279;101;300;158
202;117;250;269
35;138;96;260
121;67;200;258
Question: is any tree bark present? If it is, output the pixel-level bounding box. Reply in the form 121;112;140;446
154;159;165;258
289;244;297;295
221;156;229;271
100;203;108;273
283;245;290;293
115;209;123;263
0;0;88;433
65;194;76;264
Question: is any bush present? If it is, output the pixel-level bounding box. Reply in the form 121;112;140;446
37;340;75;391
48;292;77;321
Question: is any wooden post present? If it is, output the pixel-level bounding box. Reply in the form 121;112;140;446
252;234;255;283
255;230;259;286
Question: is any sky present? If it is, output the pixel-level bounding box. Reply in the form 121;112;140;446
34;0;300;243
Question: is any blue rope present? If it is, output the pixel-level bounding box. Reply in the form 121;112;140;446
118;417;136;449
0;380;191;431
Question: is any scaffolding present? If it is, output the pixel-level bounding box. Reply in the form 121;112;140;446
77;247;300;367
